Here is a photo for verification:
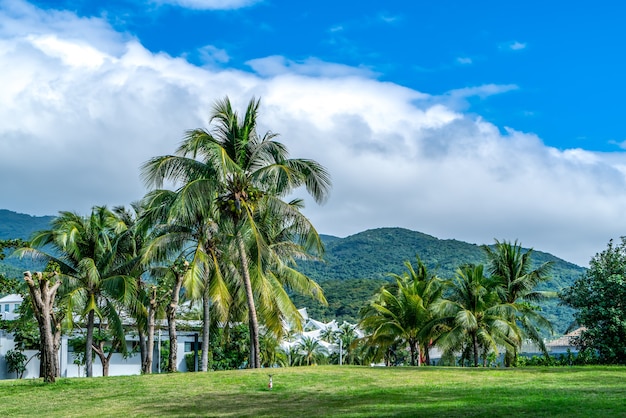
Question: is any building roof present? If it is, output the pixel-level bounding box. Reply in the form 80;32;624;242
0;294;23;304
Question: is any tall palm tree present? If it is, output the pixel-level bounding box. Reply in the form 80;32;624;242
482;240;554;366
360;257;444;366
433;264;519;367
143;96;331;368
137;188;231;372
23;207;137;377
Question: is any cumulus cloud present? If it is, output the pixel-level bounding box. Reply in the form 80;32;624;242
1;1;626;266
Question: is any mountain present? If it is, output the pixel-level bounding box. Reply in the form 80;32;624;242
293;227;585;334
0;210;583;333
0;210;54;278
0;209;54;240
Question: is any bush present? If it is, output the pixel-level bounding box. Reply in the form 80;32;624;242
5;349;27;378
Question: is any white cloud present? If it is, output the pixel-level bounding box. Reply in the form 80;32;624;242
456;57;472;65
505;41;527;51
2;1;626;267
197;44;230;65
152;0;260;10
246;55;377;78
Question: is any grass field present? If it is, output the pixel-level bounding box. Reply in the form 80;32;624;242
0;366;625;417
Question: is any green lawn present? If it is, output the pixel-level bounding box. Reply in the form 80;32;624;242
1;366;625;417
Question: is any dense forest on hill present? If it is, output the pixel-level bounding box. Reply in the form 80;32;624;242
1;210;584;334
0;209;53;273
293;227;586;334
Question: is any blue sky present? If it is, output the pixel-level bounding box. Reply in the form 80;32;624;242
30;0;626;152
2;0;626;266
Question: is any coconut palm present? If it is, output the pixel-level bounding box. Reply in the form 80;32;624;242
294;336;328;366
483;239;554;366
143;96;331;368
433;264;519;367
259;329;287;367
137;188;231;372
22;207;137;377
360;257;444;366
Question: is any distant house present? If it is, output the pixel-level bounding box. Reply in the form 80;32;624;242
545;327;585;354
0;294;23;321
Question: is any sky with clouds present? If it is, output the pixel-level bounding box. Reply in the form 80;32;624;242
1;0;626;266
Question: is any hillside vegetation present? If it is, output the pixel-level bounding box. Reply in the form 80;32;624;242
294;227;585;333
0;209;53;276
0;211;584;333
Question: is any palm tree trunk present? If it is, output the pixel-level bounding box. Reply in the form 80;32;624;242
201;291;210;371
472;332;479;367
237;234;260;369
167;273;184;373
138;326;147;371
85;309;95;377
144;288;157;374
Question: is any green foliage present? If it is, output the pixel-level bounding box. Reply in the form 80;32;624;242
561;238;626;364
5;349;28;378
207;324;249;370
518;349;600;366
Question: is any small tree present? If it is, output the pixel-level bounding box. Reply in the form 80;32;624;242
561;238;626;364
5;349;27;379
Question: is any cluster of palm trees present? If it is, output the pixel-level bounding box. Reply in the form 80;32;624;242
359;240;554;367
18;96;332;377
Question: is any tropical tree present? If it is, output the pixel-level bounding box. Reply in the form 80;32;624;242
259;329;287;367
21;207;137;377
294;336;328;366
137;185;231;372
561;238;626;364
482;239;554;366
143;96;331;368
359;257;444;366
433;264;519;367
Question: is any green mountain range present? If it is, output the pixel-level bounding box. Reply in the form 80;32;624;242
0;210;583;334
293;227;584;334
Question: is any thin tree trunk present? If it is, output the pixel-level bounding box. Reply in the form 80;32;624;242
85;308;95;377
143;286;157;374
93;340;118;377
167;272;184;372
237;235;260;369
408;340;416;366
472;332;479;367
201;291;210;371
138;325;147;373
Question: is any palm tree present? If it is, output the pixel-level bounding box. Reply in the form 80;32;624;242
294;336;329;366
433;264;519;367
24;207;137;377
483;239;554;366
360;257;444;366
144;96;331;368
259;329;287;367
137;188;231;372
